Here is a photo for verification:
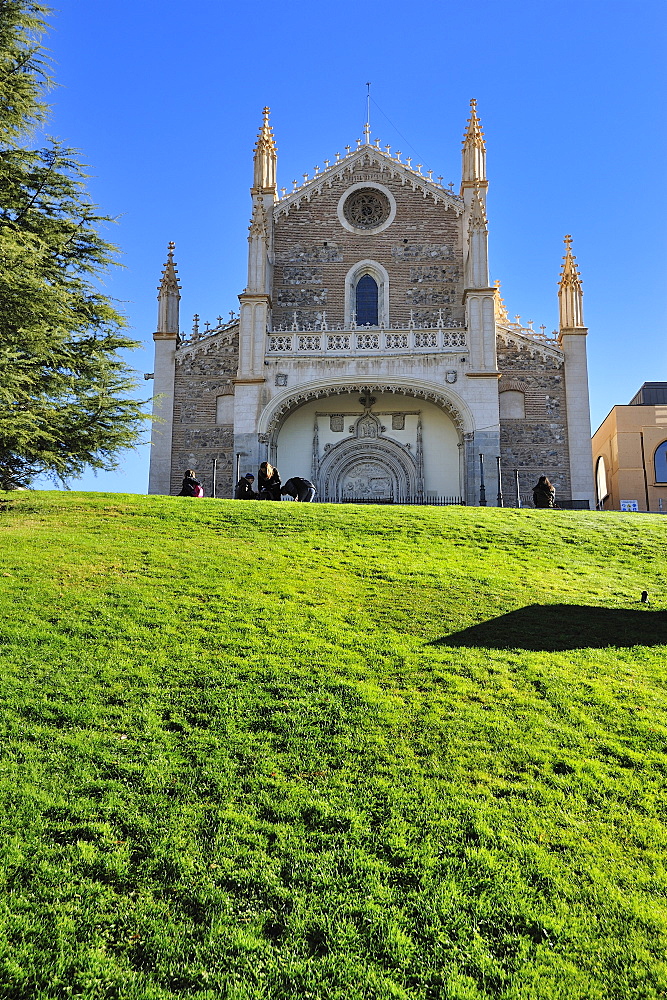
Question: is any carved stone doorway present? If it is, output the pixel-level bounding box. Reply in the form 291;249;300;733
340;458;396;500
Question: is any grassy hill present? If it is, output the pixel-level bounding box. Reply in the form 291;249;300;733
0;492;666;1000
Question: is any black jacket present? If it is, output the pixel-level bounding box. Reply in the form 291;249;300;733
179;476;201;497
280;477;315;498
533;484;556;508
258;470;281;500
235;478;258;500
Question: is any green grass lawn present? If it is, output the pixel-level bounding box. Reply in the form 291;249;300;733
0;492;666;1000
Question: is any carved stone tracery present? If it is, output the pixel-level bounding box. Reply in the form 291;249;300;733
343;188;390;230
264;382;467;437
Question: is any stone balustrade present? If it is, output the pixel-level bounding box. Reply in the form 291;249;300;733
266;327;467;355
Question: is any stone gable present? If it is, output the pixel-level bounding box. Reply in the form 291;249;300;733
272;164;464;330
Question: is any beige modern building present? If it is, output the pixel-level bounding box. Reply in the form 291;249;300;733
148;103;596;507
592;383;667;512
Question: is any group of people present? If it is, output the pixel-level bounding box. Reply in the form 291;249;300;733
181;466;556;508
178;464;315;501
235;463;316;502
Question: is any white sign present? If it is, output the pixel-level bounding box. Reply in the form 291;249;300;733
620;500;639;512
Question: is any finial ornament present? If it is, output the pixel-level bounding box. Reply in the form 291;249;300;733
252;105;277;194
157;241;181;297
462;98;485;150
558;234;585;329
461;98;487;187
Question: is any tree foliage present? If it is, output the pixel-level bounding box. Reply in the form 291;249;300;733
0;1;145;489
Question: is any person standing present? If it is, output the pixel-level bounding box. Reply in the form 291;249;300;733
280;477;316;502
532;476;556;508
258;462;281;501
234;473;258;499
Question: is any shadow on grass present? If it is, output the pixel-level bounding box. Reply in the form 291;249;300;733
431;605;667;652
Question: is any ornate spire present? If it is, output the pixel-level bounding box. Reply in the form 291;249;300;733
558;235;585;329
461;98;487;187
156;241;180;335
253;106;277;194
158;241;181;297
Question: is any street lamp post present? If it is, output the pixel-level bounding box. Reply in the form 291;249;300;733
496;456;503;507
479;454;487;506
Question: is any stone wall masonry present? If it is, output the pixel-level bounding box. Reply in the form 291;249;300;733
170;330;239;498
497;333;571;499
282;266;324;284
272;164;465;330
500;423;571;500
276;288;327;307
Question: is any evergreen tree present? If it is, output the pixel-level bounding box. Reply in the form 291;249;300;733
0;1;145;489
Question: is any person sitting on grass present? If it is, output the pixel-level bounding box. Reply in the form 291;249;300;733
178;470;203;497
532;475;556;508
258;461;281;501
280;477;316;503
234;473;258;500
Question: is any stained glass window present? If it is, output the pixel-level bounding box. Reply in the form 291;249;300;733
356;274;378;326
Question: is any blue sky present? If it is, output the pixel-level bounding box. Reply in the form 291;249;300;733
37;0;666;493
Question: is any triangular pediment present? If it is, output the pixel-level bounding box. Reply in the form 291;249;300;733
274;144;463;219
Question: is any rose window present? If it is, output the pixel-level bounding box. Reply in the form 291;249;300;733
343;188;391;230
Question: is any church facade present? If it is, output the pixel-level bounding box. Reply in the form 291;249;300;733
148;103;595;506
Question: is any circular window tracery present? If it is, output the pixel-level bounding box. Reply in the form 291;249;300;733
343;188;391;230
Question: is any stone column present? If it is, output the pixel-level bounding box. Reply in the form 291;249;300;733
560;330;595;505
148;244;180;495
557;236;595;507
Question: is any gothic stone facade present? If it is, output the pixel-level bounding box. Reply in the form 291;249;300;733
148;106;595;507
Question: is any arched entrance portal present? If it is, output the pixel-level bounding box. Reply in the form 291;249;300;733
317;410;419;501
267;387;466;501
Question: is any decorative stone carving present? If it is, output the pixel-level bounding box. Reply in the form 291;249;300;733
392;414;405;430
317;437;418;502
275;373;288;386
356;413;380;438
297;335;322;351
342;188;391;230
327;335;351;351
385;333;409;349
268;336;293;352
330;415;344;432
265;382;468;436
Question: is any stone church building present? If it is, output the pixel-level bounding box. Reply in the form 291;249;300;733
148;103;595;506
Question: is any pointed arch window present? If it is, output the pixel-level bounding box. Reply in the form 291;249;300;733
356;274;379;326
344;260;389;328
